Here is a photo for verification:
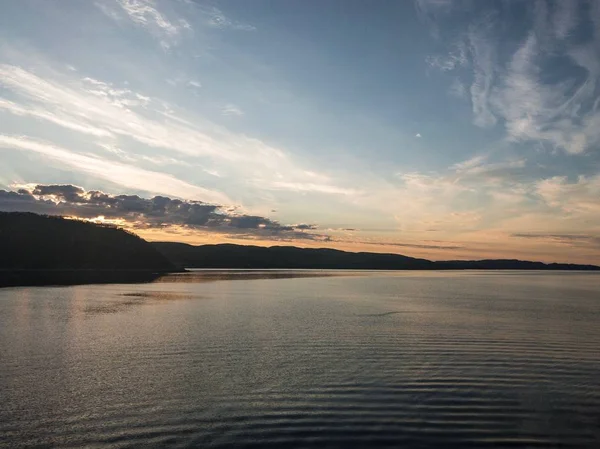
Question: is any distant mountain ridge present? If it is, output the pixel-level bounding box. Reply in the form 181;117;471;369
0;212;597;288
152;242;600;271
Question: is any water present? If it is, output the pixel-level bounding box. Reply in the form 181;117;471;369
1;270;600;448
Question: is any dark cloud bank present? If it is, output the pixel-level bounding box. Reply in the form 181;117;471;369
0;184;327;241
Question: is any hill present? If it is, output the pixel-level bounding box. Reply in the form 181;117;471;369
152;242;600;271
0;212;177;287
153;242;435;270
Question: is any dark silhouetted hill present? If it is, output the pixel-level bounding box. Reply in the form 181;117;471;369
152;243;434;269
153;242;600;271
0;212;176;286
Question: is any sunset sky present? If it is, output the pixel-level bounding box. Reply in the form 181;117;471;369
1;0;600;264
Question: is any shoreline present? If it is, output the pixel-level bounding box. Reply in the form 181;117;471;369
0;269;185;288
2;267;599;288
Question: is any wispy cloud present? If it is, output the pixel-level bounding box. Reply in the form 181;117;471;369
424;0;600;154
265;181;360;196
98;0;190;49
0;135;229;203
166;75;202;91
490;32;594;154
360;240;463;250
425;42;467;71
467;22;497;127
512;233;600;249
116;0;179;33
451;154;526;183
535;174;600;215
0;62;351;198
221;104;244;117
202;6;256;31
365;149;596;248
0;64;224;158
82;76;151;108
0;97;111;137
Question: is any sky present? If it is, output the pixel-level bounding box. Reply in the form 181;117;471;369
1;0;600;264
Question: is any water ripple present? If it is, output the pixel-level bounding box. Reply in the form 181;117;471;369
1;271;600;448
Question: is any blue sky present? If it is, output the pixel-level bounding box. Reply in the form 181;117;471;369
1;0;600;263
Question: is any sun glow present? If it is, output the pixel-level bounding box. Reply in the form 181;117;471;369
64;215;130;227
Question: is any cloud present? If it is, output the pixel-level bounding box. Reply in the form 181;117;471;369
535;174;600;215
265;181;360;196
449;154;488;172
423;0;600;154
0;63;351;196
0;184;328;241
0;98;111;138
97;0;190;49
221;104;244;116
81;76;151;108
512;233;600;249
425;42;467;71
451;154;527;183
116;0;179;34
202;6;256;31
166;75;201;89
32;184;88;203
293;223;318;230
489;32;592;154
367;149;593;244
360;240;463;250
415;133;422;138
0;135;230;203
467;23;497;127
98;1;255;51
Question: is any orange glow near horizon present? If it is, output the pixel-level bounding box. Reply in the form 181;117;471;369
54;215;599;266
133;224;600;266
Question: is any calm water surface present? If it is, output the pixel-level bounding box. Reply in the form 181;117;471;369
1;271;600;448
